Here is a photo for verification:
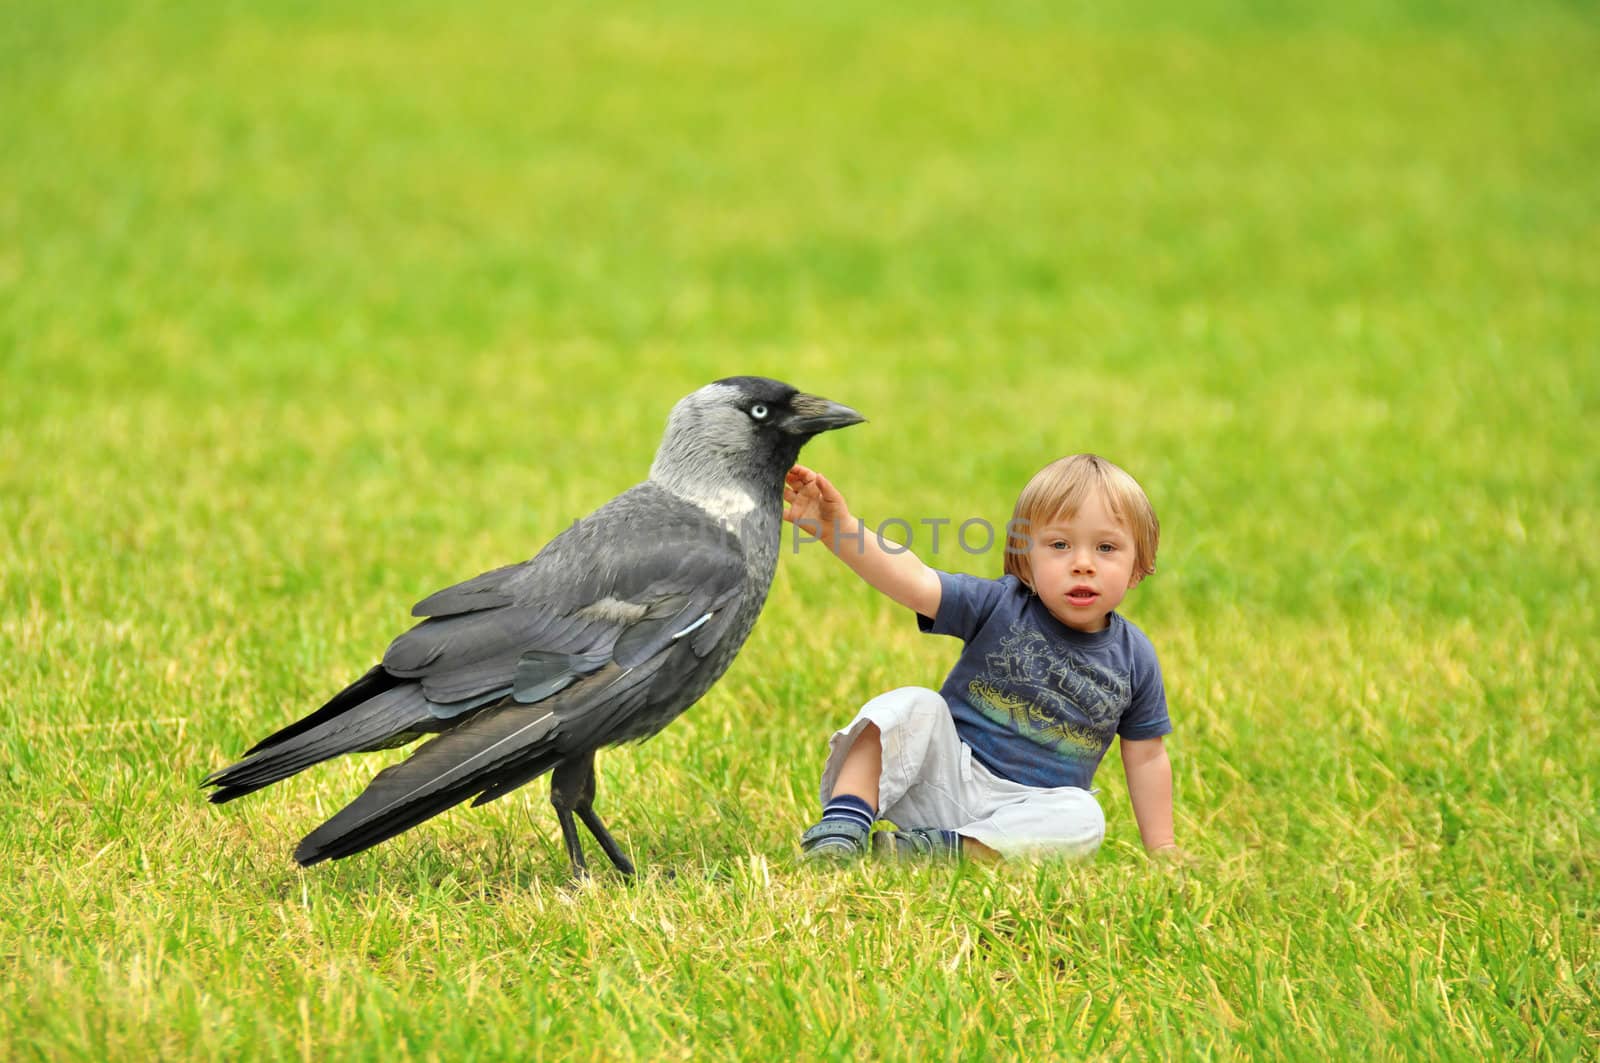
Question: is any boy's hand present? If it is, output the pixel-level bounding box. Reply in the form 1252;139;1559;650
783;465;854;547
783;464;942;616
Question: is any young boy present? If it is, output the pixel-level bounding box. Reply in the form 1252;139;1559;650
785;454;1175;862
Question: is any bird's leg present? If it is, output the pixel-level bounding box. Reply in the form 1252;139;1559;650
550;760;591;877
554;807;588;877
577;803;636;878
551;752;635;878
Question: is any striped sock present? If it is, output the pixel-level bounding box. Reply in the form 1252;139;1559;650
821;793;876;832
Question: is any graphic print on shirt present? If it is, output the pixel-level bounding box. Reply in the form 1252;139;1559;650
966;628;1130;758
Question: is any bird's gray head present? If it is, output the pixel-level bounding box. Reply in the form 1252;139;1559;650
649;377;864;520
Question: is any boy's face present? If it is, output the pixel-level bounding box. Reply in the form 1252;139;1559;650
1027;490;1141;633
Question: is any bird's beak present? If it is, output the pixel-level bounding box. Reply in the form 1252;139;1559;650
785;393;866;435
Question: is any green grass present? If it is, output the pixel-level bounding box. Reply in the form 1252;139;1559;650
3;0;1597;1058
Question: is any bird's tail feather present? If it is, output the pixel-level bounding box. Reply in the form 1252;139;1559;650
293;702;564;866
244;664;403;755
204;683;437;803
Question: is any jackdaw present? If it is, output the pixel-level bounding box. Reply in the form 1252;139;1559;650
204;376;863;876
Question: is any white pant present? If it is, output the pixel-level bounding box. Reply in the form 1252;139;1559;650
819;686;1105;859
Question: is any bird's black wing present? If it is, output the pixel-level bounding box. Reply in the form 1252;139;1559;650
379;485;746;712
408;562;524;618
294;485;750;865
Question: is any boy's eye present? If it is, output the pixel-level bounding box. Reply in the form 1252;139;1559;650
1097;543;1117;553
1049;540;1068;550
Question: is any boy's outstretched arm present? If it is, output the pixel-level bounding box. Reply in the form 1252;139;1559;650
783;464;942;619
1121;736;1177;854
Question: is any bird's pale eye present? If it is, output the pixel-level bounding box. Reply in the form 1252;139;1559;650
749;404;769;421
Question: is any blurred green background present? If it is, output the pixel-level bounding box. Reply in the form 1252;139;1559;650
2;1;1596;1058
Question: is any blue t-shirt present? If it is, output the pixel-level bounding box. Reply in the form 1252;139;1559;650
917;571;1171;790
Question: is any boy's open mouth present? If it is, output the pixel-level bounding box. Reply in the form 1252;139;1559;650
1067;586;1099;606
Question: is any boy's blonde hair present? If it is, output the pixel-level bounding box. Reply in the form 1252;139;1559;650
1003;454;1160;589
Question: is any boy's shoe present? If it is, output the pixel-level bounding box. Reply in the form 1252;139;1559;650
872;828;962;862
799;818;870;862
